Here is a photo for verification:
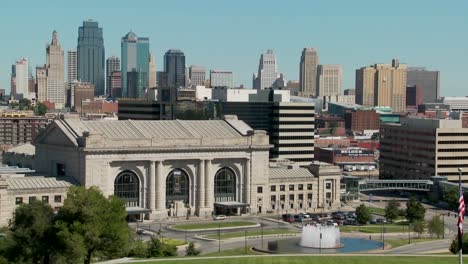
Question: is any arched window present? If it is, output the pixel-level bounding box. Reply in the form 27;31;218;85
214;168;237;202
114;171;140;207
166;169;190;208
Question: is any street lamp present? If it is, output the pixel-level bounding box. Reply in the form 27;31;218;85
244;230;248;255
458;167;463;264
218;222;221;252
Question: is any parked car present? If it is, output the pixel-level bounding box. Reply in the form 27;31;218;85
213;215;226;220
282;214;295;223
344;218;357;225
375;218;387;224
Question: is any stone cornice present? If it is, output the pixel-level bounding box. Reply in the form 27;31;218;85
82;145;271;154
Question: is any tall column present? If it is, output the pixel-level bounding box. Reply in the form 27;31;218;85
148;161;156;211
244;158;251;206
205;159;213;208
155;160;165;211
198;159;205;210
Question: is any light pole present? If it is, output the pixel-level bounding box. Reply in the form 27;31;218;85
408;223;412;244
261;221;264;249
244;230;247;255
458;167;463;264
218;222;221;252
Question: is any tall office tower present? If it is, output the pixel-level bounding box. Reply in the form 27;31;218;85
407;67;440;103
121;31;150;97
12;58;31;99
163;49;185;88
127;70;147;98
109;71;122;99
253;50;279;90
106;55;120;94
189;65;206;86
28;75;36;96
299;48;319;97
77;20;105;96
149;52;156;88
356;59;407;112
46;31;65;108
317;64;342;96
210;70;233;88
36;66;47;102
67;50;77;88
156;71;168;87
10;64;16;96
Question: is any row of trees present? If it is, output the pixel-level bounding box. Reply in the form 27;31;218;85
356;197;426;225
9;98;47;115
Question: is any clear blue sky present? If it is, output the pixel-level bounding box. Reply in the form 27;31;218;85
1;0;467;96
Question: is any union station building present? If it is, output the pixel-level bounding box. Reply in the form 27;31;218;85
1;117;341;224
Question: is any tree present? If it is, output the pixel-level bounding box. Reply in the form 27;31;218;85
147;237;177;257
328;120;339;135
34;102;47;116
355;204;372;224
412;220;426;238
55;186;131;264
427;216;444;238
444;187;459;210
185;242;201;256
406;197;426;222
450;233;468;254
4;200;57;263
385;199;400;223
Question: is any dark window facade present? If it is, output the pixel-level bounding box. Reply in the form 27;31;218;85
115;171;140;207
214;168;237;202
166;169;190;207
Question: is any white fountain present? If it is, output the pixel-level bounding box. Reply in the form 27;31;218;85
299;224;341;248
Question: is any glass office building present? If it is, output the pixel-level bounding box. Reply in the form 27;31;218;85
77;20;105;96
121;31;150;98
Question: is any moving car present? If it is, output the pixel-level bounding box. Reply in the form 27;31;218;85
213;215;226;220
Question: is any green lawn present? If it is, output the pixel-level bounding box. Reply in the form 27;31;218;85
133;256;460;264
205;229;298;240
340;223;410;233
369;206;386;215
171;221;257;230
160;238;186;246
202;246;262;256
386;237;442;249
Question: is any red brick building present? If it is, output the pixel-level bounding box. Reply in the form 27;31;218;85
315;147;374;165
344;109;380;132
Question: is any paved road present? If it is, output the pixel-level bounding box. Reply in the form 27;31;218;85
385;239;452;254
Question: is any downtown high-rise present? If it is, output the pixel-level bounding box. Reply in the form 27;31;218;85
121;31;150;98
164;49;186;88
11;58;30;99
356;59;407;113
253;50;279;90
106;55;120;95
210;70;233;88
67;50;77;88
189;65;206;86
46;31;65;108
77;20;105;96
317;64;342;96
299;48;319;97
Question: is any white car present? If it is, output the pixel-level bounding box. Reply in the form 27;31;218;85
213;215;226;220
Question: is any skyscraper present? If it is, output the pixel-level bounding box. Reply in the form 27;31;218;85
106;56;120;94
210;70;233;88
164;49;186;88
356;59;407;112
109;71;122;99
189;65;206;86
12;58;30;99
149;52;156;88
317;64;342;96
36;66;47;103
121;31;150;97
253;50;279;90
299;48;319;97
77;20;105;96
407;67;440;103
46;31;65;108
67;50;77;89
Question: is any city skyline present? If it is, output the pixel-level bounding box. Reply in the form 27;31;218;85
0;0;467;96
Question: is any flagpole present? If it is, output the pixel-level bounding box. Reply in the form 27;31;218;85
459;167;463;264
